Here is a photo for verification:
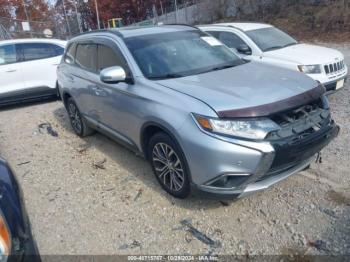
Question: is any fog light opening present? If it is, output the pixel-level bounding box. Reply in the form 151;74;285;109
209;173;251;189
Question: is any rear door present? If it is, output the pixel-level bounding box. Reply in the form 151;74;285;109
16;42;64;91
0;44;25;97
72;42;99;117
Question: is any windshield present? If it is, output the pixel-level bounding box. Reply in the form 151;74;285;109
246;27;298;52
125;30;244;80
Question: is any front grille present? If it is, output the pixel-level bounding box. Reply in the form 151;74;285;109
267;98;330;141
269;122;337;171
266;98;336;171
324;60;345;75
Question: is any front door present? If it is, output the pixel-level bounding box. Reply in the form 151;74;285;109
91;39;137;144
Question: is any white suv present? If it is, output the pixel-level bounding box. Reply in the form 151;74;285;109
199;23;348;93
0;38;66;105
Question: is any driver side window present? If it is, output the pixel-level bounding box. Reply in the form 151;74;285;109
208;31;247;50
97;44;128;73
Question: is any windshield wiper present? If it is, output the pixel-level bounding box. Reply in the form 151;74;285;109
265;43;298;52
282;42;298;48
264;46;283;52
204;62;239;74
148;73;185;80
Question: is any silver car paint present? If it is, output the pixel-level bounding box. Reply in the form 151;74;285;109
57;26;334;197
156;61;318;112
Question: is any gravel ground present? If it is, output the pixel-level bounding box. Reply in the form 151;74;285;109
0;43;349;256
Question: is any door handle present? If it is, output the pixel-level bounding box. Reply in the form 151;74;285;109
5;69;16;73
66;75;74;83
91;86;102;93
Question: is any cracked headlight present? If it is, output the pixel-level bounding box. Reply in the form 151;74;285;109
193;114;280;140
298;64;321;74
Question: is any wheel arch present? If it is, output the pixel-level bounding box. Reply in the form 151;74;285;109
141;122;178;160
140;121;193;183
61;91;72;108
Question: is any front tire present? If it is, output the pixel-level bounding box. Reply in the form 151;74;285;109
148;132;191;199
66;98;95;137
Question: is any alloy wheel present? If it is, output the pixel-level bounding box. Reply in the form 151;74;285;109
68;102;82;134
152;143;185;192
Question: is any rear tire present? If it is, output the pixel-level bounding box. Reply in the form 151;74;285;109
66;98;95;137
148;132;191;199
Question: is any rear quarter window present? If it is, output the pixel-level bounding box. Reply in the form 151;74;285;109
64;43;76;64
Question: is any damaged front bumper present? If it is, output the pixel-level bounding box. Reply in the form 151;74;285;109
194;120;339;199
324;76;347;94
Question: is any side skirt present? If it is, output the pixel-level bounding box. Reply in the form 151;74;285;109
83;115;144;157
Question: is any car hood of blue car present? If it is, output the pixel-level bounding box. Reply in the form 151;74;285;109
0;158;25;243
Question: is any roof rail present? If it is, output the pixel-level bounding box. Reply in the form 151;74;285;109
162;23;199;30
73;29;123;39
198;23;243;32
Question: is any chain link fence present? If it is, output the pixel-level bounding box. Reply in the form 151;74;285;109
0;0;83;40
0;15;81;40
1;0;348;40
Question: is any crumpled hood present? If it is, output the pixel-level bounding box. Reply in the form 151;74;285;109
156;61;322;117
264;43;344;65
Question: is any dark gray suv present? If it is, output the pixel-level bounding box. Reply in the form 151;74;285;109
57;25;339;199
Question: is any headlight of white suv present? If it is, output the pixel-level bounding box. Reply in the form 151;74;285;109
193;114;280;140
298;64;322;74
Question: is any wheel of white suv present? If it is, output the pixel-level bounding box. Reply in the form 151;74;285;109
66;98;95;137
148;132;191;198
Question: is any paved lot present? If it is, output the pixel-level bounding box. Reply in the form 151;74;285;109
0;43;349;256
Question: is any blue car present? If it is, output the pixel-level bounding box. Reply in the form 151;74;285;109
0;158;40;261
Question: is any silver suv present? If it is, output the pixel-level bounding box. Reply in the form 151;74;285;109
57;25;339;199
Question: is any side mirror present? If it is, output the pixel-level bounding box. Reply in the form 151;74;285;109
64;56;74;64
100;66;127;84
237;44;252;55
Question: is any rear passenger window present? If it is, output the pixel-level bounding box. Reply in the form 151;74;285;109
64;43;76;64
0;45;16;65
17;43;58;61
97;44;127;72
75;44;97;72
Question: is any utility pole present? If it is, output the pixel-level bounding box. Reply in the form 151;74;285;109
174;0;178;23
22;0;33;37
83;0;100;29
73;0;82;33
160;1;164;16
94;0;100;29
62;0;72;37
